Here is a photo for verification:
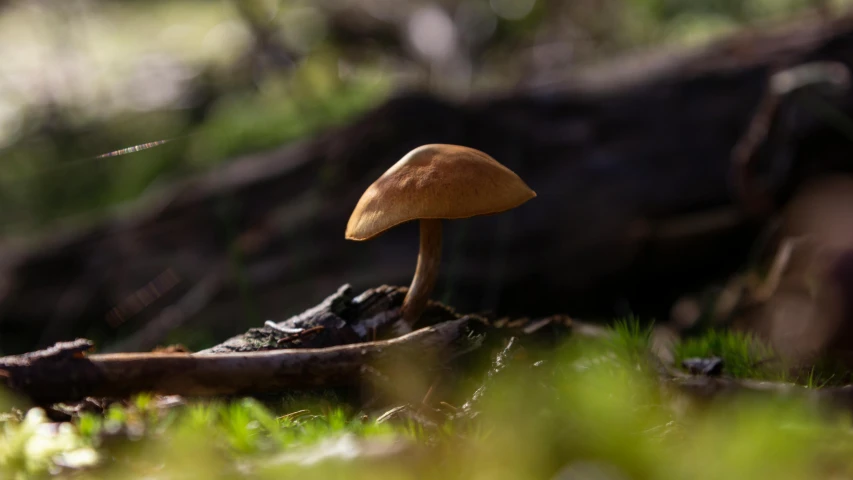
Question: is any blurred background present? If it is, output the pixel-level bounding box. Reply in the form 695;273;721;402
1;0;852;361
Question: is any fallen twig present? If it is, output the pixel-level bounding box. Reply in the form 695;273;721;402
0;317;480;404
458;337;523;418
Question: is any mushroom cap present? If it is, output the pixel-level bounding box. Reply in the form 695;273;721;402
346;144;536;241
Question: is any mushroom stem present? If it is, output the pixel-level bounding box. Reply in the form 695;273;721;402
401;219;443;327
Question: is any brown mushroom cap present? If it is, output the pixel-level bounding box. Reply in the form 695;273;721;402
345;144;537;241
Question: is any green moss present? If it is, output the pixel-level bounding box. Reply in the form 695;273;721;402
672;328;853;388
674;329;786;381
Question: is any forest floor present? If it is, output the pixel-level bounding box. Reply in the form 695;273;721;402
4;299;853;480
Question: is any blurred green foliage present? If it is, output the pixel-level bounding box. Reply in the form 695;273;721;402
0;0;390;235
621;0;843;47
0;0;849;236
0;60;387;234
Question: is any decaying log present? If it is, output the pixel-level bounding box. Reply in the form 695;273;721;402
197;284;463;353
0;285;485;403
0;316;480;404
4;15;853;354
0;284;584;405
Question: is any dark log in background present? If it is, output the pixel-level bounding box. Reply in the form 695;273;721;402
3;15;853;354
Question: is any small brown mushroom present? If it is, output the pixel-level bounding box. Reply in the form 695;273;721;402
345;144;536;327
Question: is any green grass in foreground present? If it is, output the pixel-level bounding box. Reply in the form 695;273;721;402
3;323;853;479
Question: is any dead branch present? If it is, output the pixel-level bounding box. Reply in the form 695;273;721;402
0;317;481;404
458;336;522;418
198;284;462;354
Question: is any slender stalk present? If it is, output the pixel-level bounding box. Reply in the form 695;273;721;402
402;219;443;327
